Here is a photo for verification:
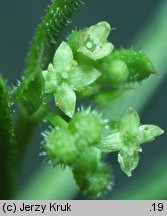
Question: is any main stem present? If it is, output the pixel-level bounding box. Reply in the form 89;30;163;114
0;76;16;199
14;0;83;175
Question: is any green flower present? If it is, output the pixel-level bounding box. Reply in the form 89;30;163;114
120;108;163;147
42;41;101;117
99;108;164;176
78;21;114;60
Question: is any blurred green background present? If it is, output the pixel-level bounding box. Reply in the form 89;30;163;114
0;0;167;199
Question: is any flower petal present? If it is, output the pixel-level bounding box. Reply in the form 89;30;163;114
93;43;114;60
99;132;123;153
78;43;113;60
54;83;76;118
120;108;140;134
53;41;73;73
68;65;101;90
138;124;164;145
118;148;139;177
87;21;111;43
42;64;58;93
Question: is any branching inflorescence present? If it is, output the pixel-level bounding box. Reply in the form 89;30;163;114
40;21;163;196
0;0;164;199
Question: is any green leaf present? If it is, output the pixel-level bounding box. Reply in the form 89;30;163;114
53;42;73;73
54;83;76;118
68;65;101;90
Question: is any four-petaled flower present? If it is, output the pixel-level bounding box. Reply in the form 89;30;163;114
78;21;114;60
42;41;101;117
99;108;164;176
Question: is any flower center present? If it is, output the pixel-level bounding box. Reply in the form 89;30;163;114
86;42;93;49
62;72;69;79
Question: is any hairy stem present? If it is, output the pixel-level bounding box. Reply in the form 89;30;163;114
26;0;83;73
14;0;83;174
0;76;17;199
14;113;36;167
13;0;83;108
